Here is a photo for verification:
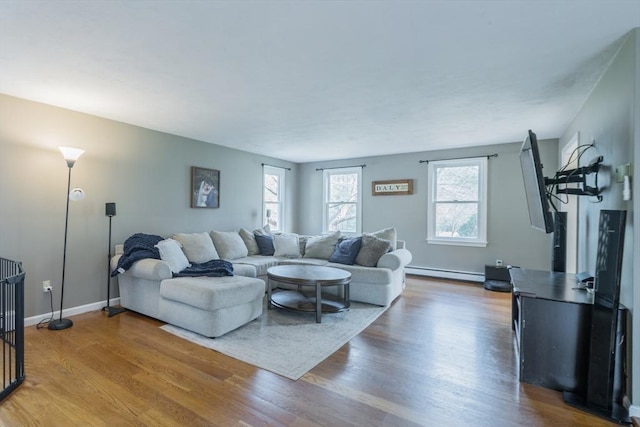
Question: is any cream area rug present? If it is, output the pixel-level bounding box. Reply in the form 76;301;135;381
160;298;386;380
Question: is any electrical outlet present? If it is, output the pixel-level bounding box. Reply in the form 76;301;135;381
496;259;503;267
42;280;52;292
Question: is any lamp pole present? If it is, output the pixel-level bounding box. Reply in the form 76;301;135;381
49;146;84;331
48;164;74;330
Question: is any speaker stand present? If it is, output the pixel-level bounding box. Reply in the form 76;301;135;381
104;306;127;318
103;213;126;318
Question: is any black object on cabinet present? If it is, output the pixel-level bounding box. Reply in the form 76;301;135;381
563;210;629;424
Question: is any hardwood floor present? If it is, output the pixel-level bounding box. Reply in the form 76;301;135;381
0;276;620;426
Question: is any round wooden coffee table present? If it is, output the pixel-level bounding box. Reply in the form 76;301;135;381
267;265;351;323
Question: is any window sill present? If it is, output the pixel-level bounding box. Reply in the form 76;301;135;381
426;238;488;248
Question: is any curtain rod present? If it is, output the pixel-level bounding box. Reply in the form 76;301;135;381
315;164;366;171
418;154;498;164
261;163;292;171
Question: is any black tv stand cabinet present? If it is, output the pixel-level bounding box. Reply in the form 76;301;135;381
510;267;629;425
510;268;592;392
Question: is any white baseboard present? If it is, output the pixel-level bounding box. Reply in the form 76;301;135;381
405;266;484;283
25;298;121;327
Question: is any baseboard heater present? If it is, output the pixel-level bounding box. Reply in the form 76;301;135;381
405;266;484;283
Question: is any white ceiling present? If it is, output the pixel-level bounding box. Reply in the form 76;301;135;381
1;1;639;163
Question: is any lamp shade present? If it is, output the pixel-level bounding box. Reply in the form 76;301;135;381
69;188;85;201
58;146;84;166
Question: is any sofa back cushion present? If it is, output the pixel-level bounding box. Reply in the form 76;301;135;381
303;230;341;260
371;227;397;251
239;228;260;256
173;232;220;263
210;231;249;260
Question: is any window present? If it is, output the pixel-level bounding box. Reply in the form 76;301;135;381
263;166;286;232
427;157;487;246
323;167;362;234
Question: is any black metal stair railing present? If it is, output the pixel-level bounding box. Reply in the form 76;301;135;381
0;257;25;400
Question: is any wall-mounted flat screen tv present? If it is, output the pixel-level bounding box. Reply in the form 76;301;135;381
520;130;554;233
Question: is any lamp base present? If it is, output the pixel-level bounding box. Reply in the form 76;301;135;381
48;318;73;330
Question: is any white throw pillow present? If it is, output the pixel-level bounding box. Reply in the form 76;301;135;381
173;232;219;263
210;230;249;260
273;234;301;258
155;238;191;273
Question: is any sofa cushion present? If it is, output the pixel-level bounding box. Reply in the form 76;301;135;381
173;232;219;263
355;234;391;267
371;227;397;250
155;238;191;273
328;237;362;265
303;231;340;260
233;256;281;276
326;262;392;285
277;258;328;267
210;231;249;260
254;233;275;255
273;234;301;258
238;228;261;256
160;276;265;311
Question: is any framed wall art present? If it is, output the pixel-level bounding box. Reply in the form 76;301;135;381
191;166;220;208
371;179;414;196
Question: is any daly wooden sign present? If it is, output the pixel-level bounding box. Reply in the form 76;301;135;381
371;179;414;196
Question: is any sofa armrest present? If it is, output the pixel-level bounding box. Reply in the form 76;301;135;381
111;254;172;281
377;248;412;270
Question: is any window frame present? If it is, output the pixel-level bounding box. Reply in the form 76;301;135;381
322;167;363;235
427;157;488;247
263;165;286;232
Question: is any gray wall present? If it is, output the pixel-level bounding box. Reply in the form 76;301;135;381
0;94;297;318
559;28;638;412
298;140;559;275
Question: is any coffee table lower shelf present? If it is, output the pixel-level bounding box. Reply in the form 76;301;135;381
270;290;350;319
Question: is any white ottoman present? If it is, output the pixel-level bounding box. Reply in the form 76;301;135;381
159;275;265;337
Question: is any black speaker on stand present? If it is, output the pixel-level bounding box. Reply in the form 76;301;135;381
103;202;126;317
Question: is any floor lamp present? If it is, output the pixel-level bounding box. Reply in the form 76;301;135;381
49;146;84;331
104;202;126;317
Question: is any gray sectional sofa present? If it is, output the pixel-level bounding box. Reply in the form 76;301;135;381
111;227;412;337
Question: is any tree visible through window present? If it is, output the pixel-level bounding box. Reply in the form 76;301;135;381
323;167;362;234
427;158;487;246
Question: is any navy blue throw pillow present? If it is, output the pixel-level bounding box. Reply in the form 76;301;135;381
328;237;362;265
254;233;275;256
